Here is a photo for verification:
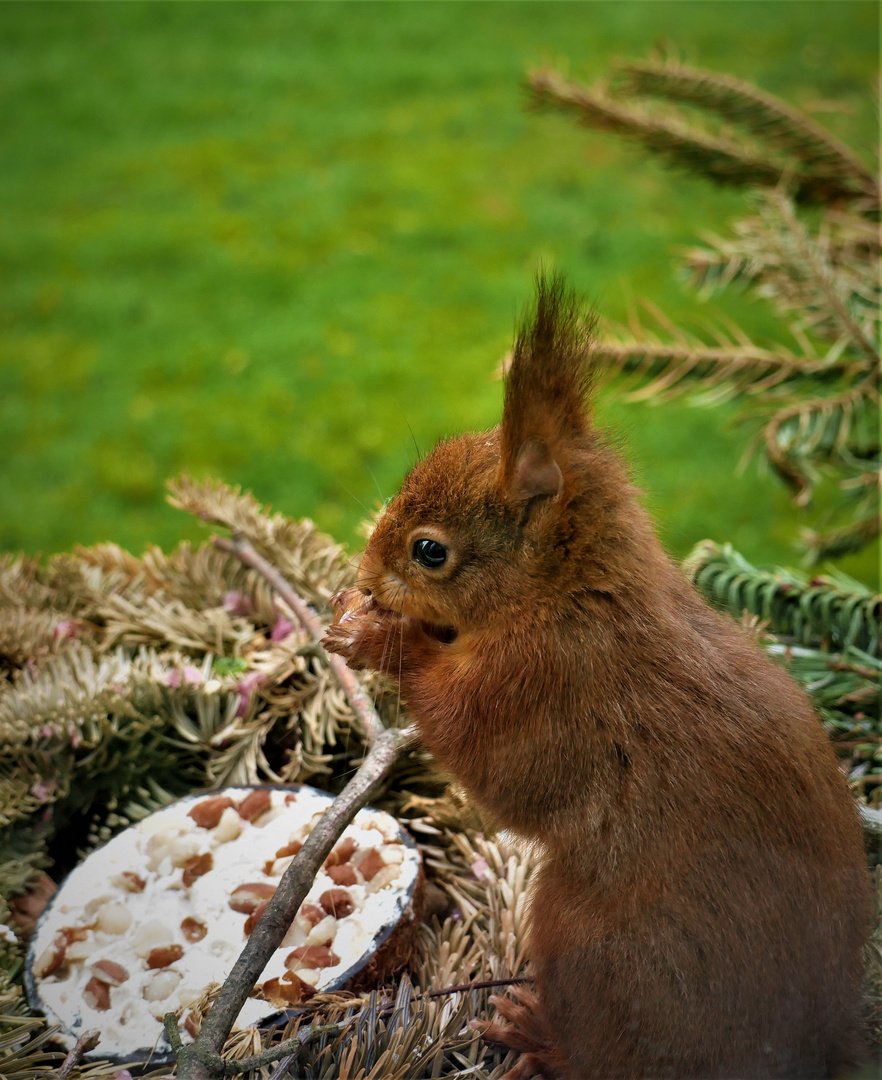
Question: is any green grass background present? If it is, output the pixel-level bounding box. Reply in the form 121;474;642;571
1;2;878;585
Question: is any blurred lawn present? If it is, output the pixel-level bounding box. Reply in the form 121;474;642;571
0;2;878;585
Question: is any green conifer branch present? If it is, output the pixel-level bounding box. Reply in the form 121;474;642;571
757;191;880;363
802;511;882;567
759;377;880;503
686;196;880;361
0;987;65;1080
618;61;877;195
594;322;843;404
529;68;791;189
763;641;880;737
683;540;880;652
167;475;352;612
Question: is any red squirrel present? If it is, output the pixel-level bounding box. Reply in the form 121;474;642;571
322;276;869;1079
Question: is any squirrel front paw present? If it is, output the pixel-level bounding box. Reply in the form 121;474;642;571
321;588;402;672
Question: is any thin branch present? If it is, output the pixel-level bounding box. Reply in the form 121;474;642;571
593;338;841;402
377;976;534;1015
802;511;882;566
619;61;877;194
529;67;802;191
56;1030;101;1079
220;978;537;1075
222;1020;353;1076
766;190;881;364
166;531;418;1078
213;533;384;743
163;1012;185;1057
761;377;880;502
172;723;416;1079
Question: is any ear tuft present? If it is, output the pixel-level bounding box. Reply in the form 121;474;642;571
513;438;563;501
499;272;595;499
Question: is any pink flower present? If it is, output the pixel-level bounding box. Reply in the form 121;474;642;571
30;778;57;803
233;672;265;717
166;665;202;688
471;857;490;882
223;591;253;617
271;617;295;642
53;620;79;644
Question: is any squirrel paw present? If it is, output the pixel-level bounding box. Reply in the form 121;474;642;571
322;588;401;671
474;987;568;1080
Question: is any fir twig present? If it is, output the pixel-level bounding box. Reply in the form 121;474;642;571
758;376;880;503
618;61;877;197
802;511;882;567
529;67;789;190
594;328;839;403
56;1030;101;1079
763;189;880;364
213;534;384;743
683;541;880;654
378;976;533;1015
220;1021;351;1076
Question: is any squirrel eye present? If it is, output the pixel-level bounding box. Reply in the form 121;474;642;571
412;538;447;569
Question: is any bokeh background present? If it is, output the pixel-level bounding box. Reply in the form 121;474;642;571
1;2;878;583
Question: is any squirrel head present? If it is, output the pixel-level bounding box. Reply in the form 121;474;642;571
356;273;642;635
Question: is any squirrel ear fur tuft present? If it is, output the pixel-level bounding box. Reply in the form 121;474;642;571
499;272;595;502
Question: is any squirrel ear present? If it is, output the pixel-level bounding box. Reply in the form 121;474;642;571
499;272;595;496
512;438;563;501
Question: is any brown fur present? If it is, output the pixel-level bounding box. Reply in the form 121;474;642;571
323;275;869;1079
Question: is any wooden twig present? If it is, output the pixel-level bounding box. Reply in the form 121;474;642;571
171;723;414;1078
168;532;418;1078
168;723;415;1078
56;1029;101;1079
375;976;534;1017
264;1050;298;1080
221;1020;353;1076
213;533;384;741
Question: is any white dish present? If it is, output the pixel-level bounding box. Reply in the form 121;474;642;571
26;784;421;1064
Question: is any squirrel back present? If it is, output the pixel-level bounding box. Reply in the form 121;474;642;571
324;275;869;1078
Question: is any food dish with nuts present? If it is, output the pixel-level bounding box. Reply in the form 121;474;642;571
26;784;421;1063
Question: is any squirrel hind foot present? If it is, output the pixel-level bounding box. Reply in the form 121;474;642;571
474;987;569;1080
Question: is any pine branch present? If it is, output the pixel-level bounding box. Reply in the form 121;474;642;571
213;534;385;744
685;201;881;308
0;984;64;1079
802;511;882;567
528;67;789;189
683;540;880;653
683;542;879;747
528;67;870;202
167;476;352;612
759;376;880;503
618;61;877;197
760;190;880;363
594;316;840;405
258;975;496;1080
765;642;880;742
